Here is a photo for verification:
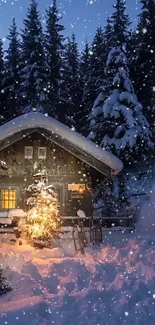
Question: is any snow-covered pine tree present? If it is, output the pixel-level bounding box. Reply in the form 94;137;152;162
89;0;137;158
89;0;131;136
20;0;47;113
26;180;60;243
0;269;12;296
3;18;21;120
134;0;155;132
45;0;65;119
88;18;116;141
105;0;130;94
60;34;82;128
88;90;106;144
100;46;153;165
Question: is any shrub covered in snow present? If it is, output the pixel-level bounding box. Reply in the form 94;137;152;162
0;269;12;296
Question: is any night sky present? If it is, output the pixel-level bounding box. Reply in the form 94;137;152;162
0;0;140;50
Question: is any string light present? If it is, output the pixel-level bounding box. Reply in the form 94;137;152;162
26;181;60;242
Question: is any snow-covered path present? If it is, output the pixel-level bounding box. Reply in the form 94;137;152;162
0;232;155;325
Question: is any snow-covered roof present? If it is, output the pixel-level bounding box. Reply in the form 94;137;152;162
0;113;123;175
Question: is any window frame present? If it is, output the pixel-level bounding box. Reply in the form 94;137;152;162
0;188;18;210
38;147;47;160
25;146;33;159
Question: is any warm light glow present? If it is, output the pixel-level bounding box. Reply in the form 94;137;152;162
1;189;17;209
79;187;85;193
26;183;60;241
68;183;85;192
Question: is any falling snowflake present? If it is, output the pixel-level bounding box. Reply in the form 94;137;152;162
125;312;129;316
142;28;147;34
86;0;97;4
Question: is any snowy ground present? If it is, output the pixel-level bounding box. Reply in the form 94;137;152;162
0;230;155;325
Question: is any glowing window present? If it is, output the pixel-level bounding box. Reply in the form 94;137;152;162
68;184;85;193
38;147;46;159
25;146;33;159
1;189;17;209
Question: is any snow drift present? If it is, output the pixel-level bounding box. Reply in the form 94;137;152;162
0;232;155;325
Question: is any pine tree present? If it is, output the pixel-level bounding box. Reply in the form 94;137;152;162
90;27;106;94
104;0;130;93
20;0;47;113
61;34;81;128
0;40;6;124
84;27;107;136
88;24;114;141
3;18;21;120
79;40;91;135
26;180;60;243
88;90;105;144
91;47;153;165
117;172;130;211
104;17;113;71
89;1;133;157
45;0;65;119
110;0;130;48
88;19;116;140
94;179;118;219
104;17;113;56
126;29;138;87
88;27;106;104
134;0;155;132
80;41;90;78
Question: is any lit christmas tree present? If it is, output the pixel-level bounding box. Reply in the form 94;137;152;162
26;180;60;243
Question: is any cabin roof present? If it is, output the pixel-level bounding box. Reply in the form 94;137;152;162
0;113;123;176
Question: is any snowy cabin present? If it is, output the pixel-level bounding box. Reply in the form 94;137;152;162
0;112;123;220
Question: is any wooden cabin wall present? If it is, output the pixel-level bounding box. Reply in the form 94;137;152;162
0;132;92;216
0;133;89;176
